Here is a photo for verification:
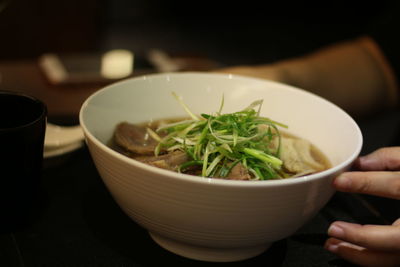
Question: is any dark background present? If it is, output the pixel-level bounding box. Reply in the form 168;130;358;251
0;0;395;65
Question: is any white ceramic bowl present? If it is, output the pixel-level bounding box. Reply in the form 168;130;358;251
79;72;362;262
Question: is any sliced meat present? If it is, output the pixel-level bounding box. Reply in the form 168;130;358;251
114;122;159;155
226;162;251;180
135;150;189;171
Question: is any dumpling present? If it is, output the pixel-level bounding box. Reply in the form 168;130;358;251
280;137;325;176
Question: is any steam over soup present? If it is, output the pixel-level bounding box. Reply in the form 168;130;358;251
109;96;331;180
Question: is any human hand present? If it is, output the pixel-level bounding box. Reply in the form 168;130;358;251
325;147;400;267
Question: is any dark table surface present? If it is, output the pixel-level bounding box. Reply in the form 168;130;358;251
1;60;399;267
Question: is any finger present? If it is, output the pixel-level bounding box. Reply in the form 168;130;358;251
333;171;400;199
325;237;400;267
328;221;400;251
355;147;400;171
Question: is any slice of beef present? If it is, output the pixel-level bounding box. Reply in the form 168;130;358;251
135;150;189;171
225;162;251;180
114;122;159;155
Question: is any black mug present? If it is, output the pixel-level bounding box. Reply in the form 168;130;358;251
0;91;47;232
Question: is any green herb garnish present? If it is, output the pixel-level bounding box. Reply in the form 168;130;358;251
150;93;289;180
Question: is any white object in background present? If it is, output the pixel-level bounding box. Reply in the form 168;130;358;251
101;49;134;79
45;123;84;147
44;123;84;158
147;49;182;72
38;53;68;84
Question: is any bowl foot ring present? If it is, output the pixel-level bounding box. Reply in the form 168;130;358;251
149;231;271;262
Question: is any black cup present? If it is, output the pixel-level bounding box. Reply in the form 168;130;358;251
0;91;47;232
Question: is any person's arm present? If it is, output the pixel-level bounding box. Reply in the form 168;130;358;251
217;37;398;117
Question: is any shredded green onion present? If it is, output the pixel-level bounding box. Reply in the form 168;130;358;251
152;92;289;180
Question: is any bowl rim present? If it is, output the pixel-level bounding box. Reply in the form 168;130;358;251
79;72;363;188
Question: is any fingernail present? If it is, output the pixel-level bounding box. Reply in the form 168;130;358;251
357;156;377;169
334;174;351;190
357;156;368;167
328;224;345;238
325;244;339;253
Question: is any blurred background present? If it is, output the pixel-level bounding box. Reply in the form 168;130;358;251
0;0;394;65
0;0;398;118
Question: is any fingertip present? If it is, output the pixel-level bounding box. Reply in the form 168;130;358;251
325;243;339;253
324;237;340;253
333;174;352;191
329;224;346;240
356;156;373;170
352;157;363;170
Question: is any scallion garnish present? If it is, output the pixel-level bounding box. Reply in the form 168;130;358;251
152;92;289;180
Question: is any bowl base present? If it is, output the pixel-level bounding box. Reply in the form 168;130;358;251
149;231;271;262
